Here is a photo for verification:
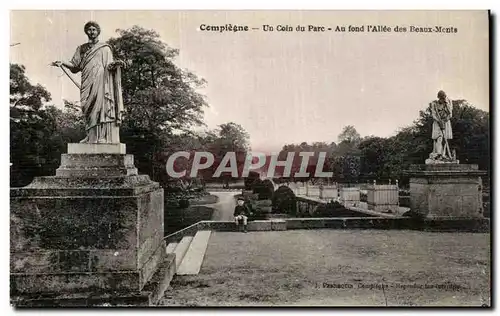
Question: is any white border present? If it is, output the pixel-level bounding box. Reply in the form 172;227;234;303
2;1;498;315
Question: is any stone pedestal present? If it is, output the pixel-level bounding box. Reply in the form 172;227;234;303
405;164;486;218
68;143;126;154
10;144;174;306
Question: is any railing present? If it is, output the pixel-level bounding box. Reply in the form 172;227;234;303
339;187;360;206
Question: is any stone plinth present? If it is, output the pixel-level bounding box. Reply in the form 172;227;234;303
68;143;126;154
404;164;486;218
56;154;138;177
10;145;172;307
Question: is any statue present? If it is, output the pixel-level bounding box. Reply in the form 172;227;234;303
52;21;125;144
426;90;458;164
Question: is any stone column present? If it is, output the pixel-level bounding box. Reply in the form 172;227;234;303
10;143;175;306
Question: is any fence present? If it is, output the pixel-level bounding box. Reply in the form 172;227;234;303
288;183;339;200
339;187;360;206
321;186;338;199
367;180;399;214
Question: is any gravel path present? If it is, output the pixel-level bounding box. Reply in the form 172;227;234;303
207;191;238;221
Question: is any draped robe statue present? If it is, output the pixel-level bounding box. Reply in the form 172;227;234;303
69;41;124;144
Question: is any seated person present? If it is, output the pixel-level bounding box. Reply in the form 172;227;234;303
234;197;250;232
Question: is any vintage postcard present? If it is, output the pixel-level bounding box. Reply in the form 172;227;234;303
9;10;491;307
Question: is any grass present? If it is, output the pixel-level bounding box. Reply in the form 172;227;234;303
161;229;490;306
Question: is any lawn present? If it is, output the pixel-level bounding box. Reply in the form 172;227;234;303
161;229;490;306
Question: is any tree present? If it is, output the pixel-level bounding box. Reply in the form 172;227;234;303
106;26;209;181
10;63;88;187
10;64;51;111
449;100;489;170
55;100;86;144
276;142;338;181
155;122;251;188
108;26;207;133
214;122;250;152
10;63;56;186
329;154;361;183
356;100;489;185
205;122;250;185
338;125;361;144
398;99;489;170
358;136;392;180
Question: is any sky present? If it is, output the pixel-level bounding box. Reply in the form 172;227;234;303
10;10;489;152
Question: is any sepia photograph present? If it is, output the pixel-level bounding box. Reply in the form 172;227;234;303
8;9;491;307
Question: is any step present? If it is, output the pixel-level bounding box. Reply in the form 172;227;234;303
166;242;178;254
176;230;212;275
173;236;193;270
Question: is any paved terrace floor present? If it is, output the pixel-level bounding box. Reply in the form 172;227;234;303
161;229;490;306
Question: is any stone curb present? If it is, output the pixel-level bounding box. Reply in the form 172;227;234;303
164;217;490;243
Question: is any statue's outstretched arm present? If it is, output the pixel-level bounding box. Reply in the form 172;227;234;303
51;61;80;74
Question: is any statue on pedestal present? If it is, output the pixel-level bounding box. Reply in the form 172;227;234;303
425;90;459;164
52;21;125;144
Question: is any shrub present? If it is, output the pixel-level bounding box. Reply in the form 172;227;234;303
251;179;263;194
251;178;275;200
272;185;297;215
399;196;410;208
260;179;275;200
178;198;190;209
311;204;330;217
311;200;347;217
326;200;345;210
244;171;260;190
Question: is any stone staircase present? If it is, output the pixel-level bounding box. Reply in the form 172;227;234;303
167;230;212;276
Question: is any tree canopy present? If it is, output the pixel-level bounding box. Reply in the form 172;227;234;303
9;26;489;190
338;125;361;144
272;100;489;185
108;26;207;135
10;25;213;187
106;26;209;181
10;63;69;186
